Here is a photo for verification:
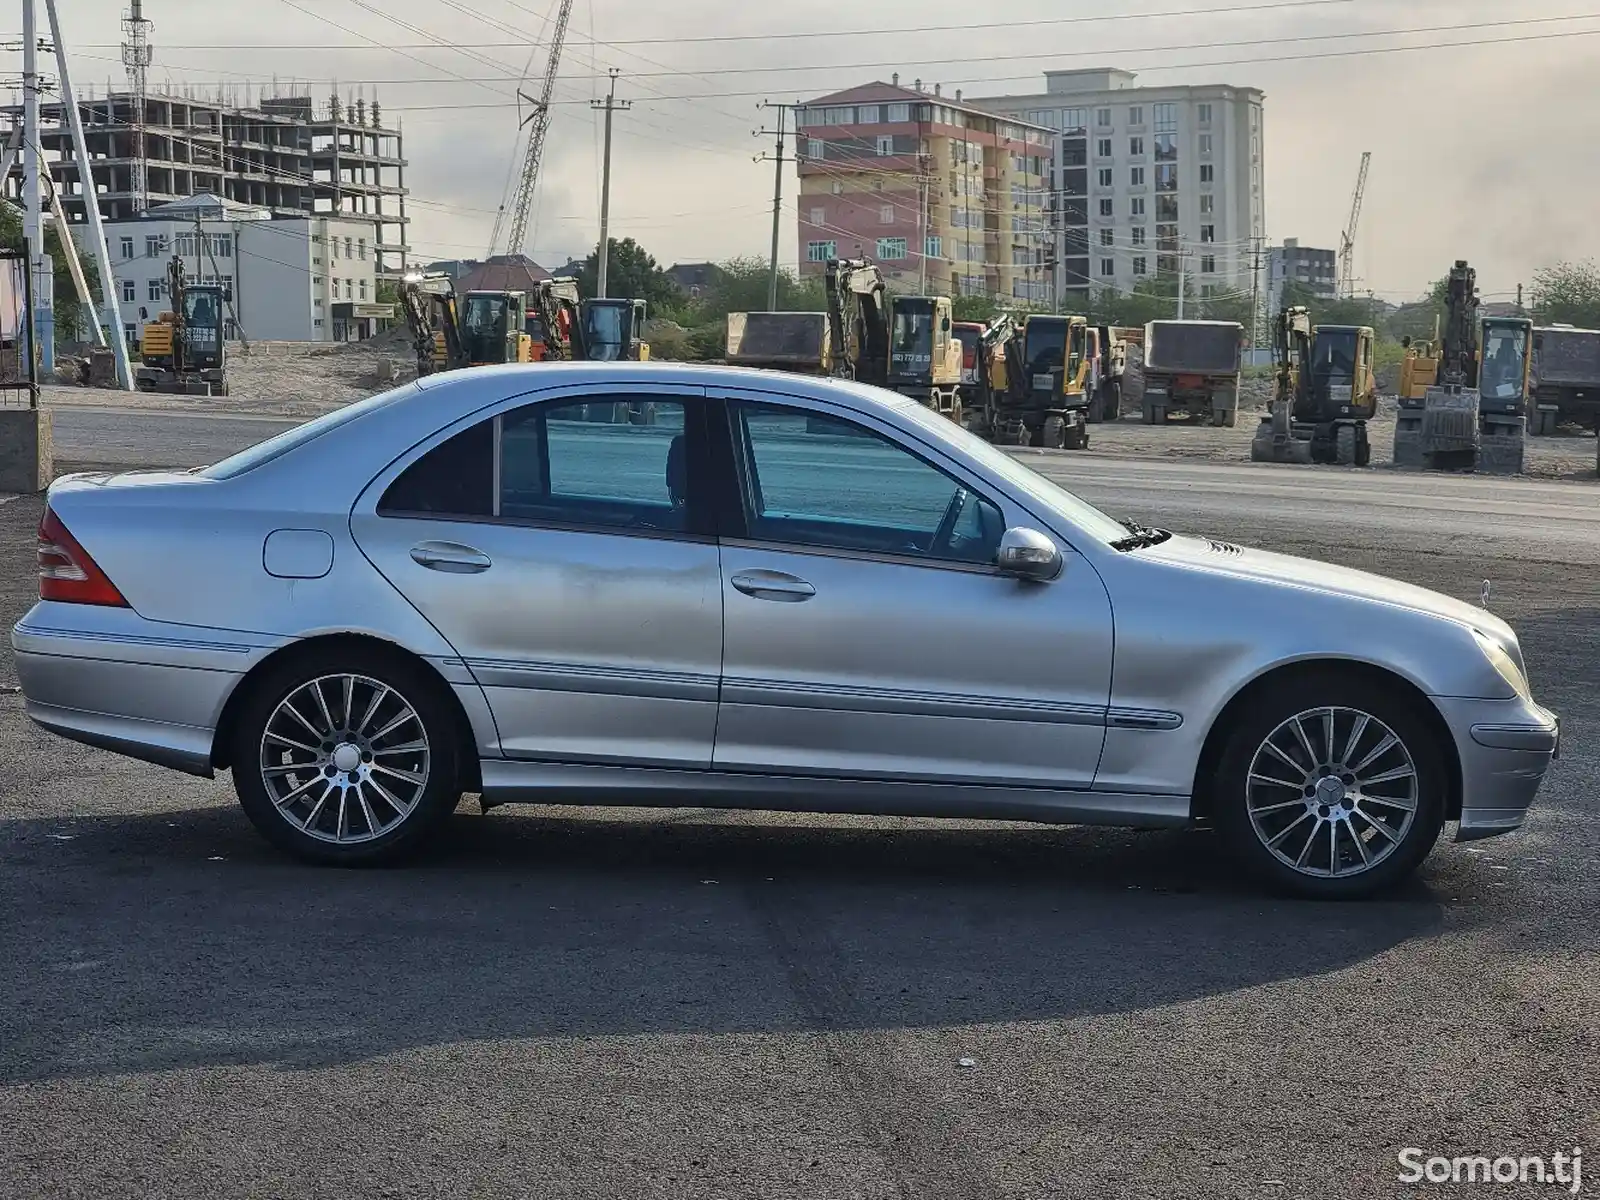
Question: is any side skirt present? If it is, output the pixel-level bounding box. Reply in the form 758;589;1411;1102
479;760;1191;827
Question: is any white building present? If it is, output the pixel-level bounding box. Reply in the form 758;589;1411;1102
970;69;1265;308
92;193;390;344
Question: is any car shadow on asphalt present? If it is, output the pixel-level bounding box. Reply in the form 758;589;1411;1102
1;803;1458;1085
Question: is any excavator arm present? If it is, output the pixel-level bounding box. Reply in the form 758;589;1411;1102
529;276;583;360
400;274;468;375
1440;259;1480;388
824;258;889;384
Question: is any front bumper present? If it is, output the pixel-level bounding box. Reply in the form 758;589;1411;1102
1433;695;1559;842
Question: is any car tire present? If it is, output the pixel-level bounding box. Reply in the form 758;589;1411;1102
230;646;465;866
1210;672;1447;899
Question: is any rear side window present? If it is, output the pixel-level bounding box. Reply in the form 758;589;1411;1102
379;396;693;536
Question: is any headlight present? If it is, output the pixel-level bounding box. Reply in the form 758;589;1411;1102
1474;630;1529;699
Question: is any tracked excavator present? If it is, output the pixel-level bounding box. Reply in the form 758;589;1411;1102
1249;306;1376;466
825;258;963;421
1393;260;1530;474
136;256;230;395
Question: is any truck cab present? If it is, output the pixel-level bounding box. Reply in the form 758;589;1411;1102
886;295;962;415
582;298;650;361
460;290;532;366
1478;316;1533;417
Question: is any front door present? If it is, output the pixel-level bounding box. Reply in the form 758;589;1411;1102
710;394;1115;788
350;386;722;768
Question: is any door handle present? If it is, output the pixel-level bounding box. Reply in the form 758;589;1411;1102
730;570;816;601
410;542;492;574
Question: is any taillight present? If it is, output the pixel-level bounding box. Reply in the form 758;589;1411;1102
37;507;129;607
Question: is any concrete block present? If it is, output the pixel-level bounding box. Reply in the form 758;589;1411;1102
0;406;53;493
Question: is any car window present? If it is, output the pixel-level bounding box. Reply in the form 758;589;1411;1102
732;401;1001;565
379;396;689;535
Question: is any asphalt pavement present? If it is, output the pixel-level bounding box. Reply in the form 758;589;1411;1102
3;410;1598;1199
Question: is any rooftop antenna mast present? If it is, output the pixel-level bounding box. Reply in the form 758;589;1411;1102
121;0;153;212
491;0;574;258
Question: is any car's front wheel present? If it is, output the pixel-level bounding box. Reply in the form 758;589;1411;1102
1212;673;1446;898
231;648;463;865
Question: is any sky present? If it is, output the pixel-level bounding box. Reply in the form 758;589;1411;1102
33;0;1600;303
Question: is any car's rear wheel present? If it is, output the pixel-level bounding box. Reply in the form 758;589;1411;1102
1212;674;1446;898
230;648;463;865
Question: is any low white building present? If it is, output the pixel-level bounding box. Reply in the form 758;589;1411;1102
90;193;391;344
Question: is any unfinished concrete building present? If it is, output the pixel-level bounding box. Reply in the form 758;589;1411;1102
3;90;410;276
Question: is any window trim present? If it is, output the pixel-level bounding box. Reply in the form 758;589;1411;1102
372;387;719;544
716;396;1008;574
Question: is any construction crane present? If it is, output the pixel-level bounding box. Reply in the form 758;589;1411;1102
1336;151;1371;299
490;0;574;257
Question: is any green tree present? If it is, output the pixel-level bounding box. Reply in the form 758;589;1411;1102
575;237;676;310
696;256;824;319
1531;260;1600;329
0;203;103;348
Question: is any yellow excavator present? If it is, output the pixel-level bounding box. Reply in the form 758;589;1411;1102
400;274;531;375
136;256;230;395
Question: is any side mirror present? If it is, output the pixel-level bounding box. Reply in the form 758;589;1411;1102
996;527;1062;582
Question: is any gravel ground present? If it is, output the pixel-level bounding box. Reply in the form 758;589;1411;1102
1;436;1597;1197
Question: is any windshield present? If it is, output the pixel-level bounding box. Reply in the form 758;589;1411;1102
461;294;509;361
1311;329;1358;384
1024;319;1067;381
584;303;626;360
1481;323;1528;400
893;393;1132;545
889;301;935;374
184;289;219;330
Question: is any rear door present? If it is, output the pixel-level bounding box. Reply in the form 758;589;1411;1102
350;384;723;768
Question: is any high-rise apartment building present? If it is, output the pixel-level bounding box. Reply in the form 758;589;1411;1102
1267;238;1338;313
971;69;1265;308
794;80;1055;302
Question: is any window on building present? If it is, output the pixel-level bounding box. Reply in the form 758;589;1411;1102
147;279;164;302
1199;134;1213;157
1130;166;1145;186
1133;257;1148;276
858;104;880;124
925;235;942;259
1153;103;1178;133
877;237;908;260
830;181;843;196
1099;198;1114;217
1062;108;1087;134
876;135;894;156
1097;167;1113;187
885;102;910;123
119;236;134;260
1201;225;1216;243
1198;103;1213;125
119;279;135;303
805;138;825;161
1155;164;1178;191
358;279;367;299
1155;134;1178;162
1131;227;1146;246
1129;137;1144;157
1100;228;1114;247
1129;106;1145;127
879;203;895;224
1096;138;1112;159
1200;194;1215;214
315;298;324;309
1131;197;1146;217
145;235;163;258
1157;195;1180;222
806;240;837;262
346;279;354;299
123;323;136;343
344;237;354;259
1100;258;1115;277
313;318;323;328
806;206;824;226
357;239;366;261
1096;107;1112;128
1201;255;1216;274
1200;164;1215;184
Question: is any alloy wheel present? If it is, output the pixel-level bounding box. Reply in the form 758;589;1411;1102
258;673;431;845
1245;706;1419;879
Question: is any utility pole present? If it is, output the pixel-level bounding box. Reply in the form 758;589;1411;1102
45;0;133;388
589;69;629;300
22;0;52;371
917;166;930;296
1176;243;1186;320
755;101;800;312
1249;235;1263;353
1516;282;1525;315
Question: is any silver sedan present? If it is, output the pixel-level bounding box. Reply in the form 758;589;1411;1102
14;363;1559;898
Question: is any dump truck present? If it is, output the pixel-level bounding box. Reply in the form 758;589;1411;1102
136;256;230;396
1139;319;1245;426
1530;324;1600;437
725;311;832;372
